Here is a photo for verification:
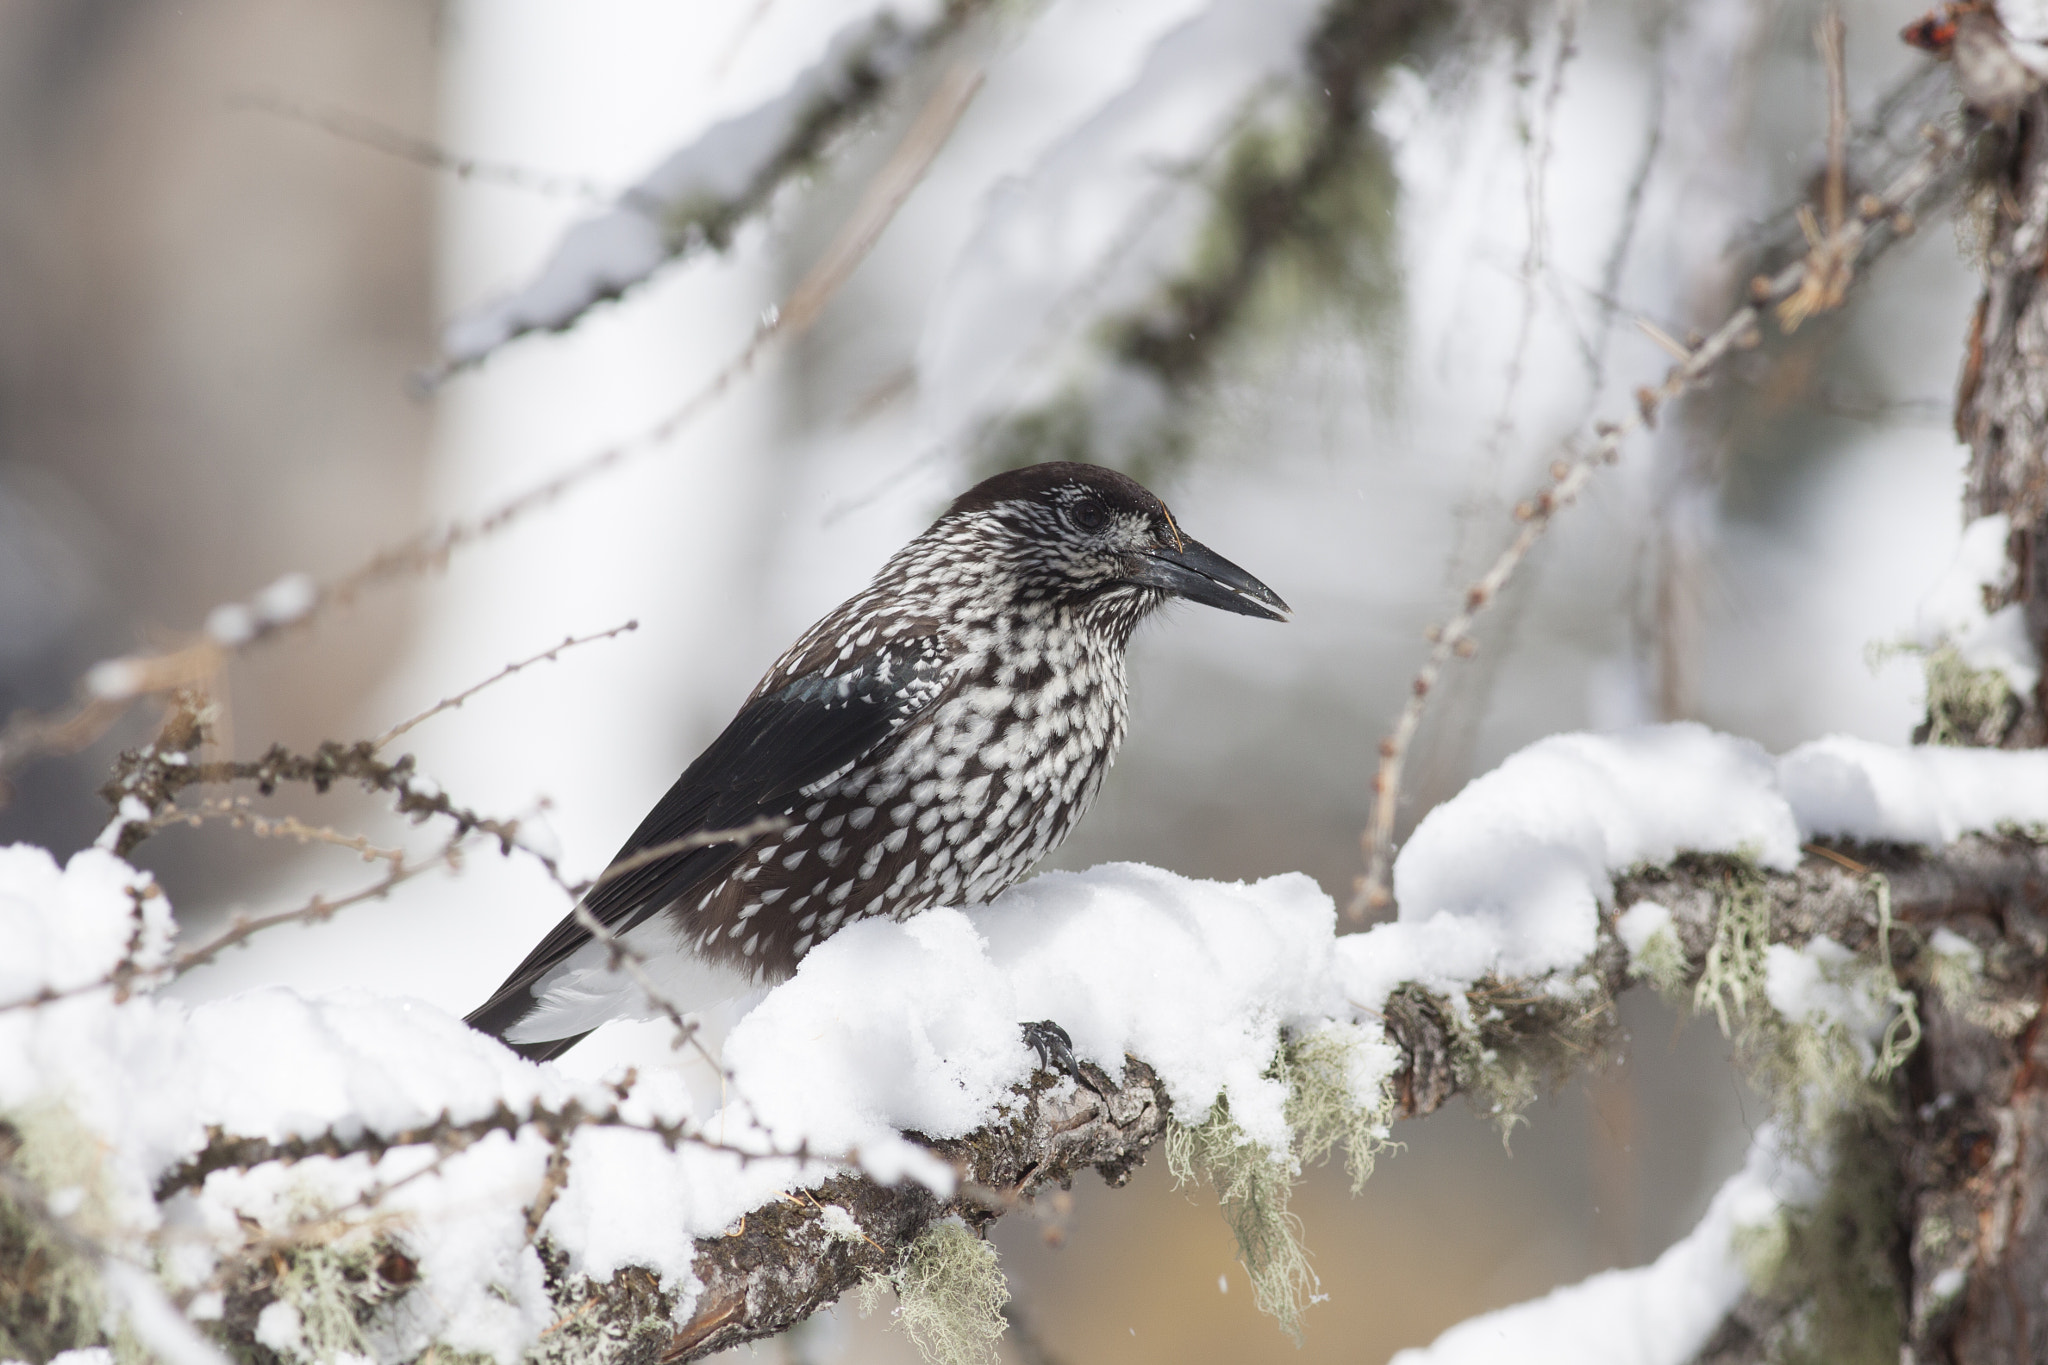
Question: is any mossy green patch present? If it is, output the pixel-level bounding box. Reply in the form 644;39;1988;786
1165;1099;1311;1340
1284;1022;1398;1193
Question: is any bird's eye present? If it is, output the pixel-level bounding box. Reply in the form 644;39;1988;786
1070;499;1108;532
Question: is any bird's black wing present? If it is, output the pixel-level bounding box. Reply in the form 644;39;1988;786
465;635;949;1043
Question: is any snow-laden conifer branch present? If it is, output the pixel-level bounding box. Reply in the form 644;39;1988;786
425;0;990;383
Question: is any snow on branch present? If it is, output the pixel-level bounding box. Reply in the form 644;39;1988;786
426;1;984;383
8;725;2048;1364
916;0;1431;489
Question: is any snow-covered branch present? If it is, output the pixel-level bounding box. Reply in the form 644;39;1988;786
428;0;987;382
10;726;2048;1365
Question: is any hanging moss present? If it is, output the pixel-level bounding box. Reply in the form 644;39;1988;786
1918;644;2017;747
1284;1022;1399;1192
1164;1023;1401;1340
1164;1098;1313;1340
860;1222;1009;1365
1694;863;1774;1038
1751;1113;1906;1365
968;0;1455;487
1;1107;111;1362
1454;976;1619;1146
1625;919;1690;999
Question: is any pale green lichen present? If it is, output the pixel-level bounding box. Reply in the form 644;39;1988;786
1166;1099;1312;1340
1923;925;1991;1021
861;1222;1009;1365
1731;1206;1793;1295
1717;876;1921;1146
1624;923;1689;1000
1283;1022;1400;1193
1681;874;1914;1363
1863;876;1922;1085
1920;644;2014;748
1754;1114;1905;1365
273;1242;384;1363
1694;867;1773;1037
1452;976;1617;1147
1;1103;116;1362
1165;1023;1399;1340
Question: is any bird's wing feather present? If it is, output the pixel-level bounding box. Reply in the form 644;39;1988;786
465;634;949;1042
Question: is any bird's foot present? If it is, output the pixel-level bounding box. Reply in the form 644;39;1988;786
1021;1019;1107;1098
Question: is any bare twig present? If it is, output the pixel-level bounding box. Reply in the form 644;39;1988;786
568;816;790;899
374;619;640;750
229;91;626;207
1352;122;1960;917
148;797;406;864
151;1090;836;1205
775;60;985;338
1778;4;1856;332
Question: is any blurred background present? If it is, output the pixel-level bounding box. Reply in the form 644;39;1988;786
0;0;1973;1359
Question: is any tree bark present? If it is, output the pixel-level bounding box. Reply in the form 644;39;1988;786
1957;86;2048;748
1915;20;2048;1359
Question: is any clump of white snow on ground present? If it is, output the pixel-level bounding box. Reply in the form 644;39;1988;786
9;723;2048;1363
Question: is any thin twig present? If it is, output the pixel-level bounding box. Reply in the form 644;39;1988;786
1352;122;1958;917
1777;5;1856;332
229;91;626;207
569;816;790;898
149;797;405;864
374;619;640;750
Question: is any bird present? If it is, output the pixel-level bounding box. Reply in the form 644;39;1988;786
465;461;1288;1062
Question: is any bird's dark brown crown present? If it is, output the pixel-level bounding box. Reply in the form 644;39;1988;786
911;461;1191;618
942;461;1172;530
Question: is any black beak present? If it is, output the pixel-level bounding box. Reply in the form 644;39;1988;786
1128;536;1290;621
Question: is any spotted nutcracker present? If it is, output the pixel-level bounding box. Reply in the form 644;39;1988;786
466;461;1288;1061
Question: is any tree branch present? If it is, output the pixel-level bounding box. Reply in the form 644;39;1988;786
595;836;2048;1362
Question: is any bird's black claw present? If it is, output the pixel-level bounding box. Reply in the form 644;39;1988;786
1021;1019;1106;1097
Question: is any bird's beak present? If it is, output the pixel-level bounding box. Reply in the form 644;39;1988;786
1129;537;1290;621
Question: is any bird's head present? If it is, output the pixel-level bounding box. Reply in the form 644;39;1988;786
931;462;1290;623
